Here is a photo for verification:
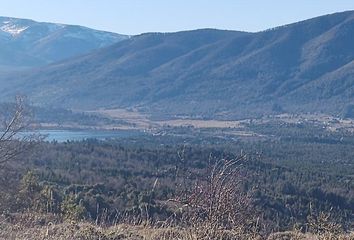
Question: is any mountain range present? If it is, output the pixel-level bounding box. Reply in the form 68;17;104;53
0;16;127;69
0;11;354;119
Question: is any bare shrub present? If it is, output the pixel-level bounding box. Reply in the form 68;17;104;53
173;153;260;239
0;96;43;213
306;206;345;240
0;96;40;165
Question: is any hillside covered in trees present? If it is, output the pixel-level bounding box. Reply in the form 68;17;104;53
1;11;354;119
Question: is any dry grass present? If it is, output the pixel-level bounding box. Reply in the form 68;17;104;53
1;219;353;240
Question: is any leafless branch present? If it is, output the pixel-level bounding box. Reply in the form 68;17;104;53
0;96;41;166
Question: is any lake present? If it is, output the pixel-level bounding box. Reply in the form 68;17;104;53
33;129;144;142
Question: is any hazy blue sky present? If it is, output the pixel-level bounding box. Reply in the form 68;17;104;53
0;0;353;35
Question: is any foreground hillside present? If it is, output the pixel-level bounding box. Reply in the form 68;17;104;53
1;219;353;240
0;16;127;69
1;11;354;119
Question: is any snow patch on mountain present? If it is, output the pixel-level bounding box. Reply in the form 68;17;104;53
0;16;128;68
0;23;29;36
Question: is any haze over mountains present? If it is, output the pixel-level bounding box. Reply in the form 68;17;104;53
0;11;354;119
0;16;127;69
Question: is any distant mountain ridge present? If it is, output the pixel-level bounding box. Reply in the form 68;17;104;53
1;11;354;119
0;16;127;68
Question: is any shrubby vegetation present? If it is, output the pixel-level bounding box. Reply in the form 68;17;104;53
0;134;352;237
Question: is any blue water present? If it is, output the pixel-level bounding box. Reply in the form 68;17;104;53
35;129;144;142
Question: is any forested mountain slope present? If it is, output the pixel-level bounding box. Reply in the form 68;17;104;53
1;11;353;119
